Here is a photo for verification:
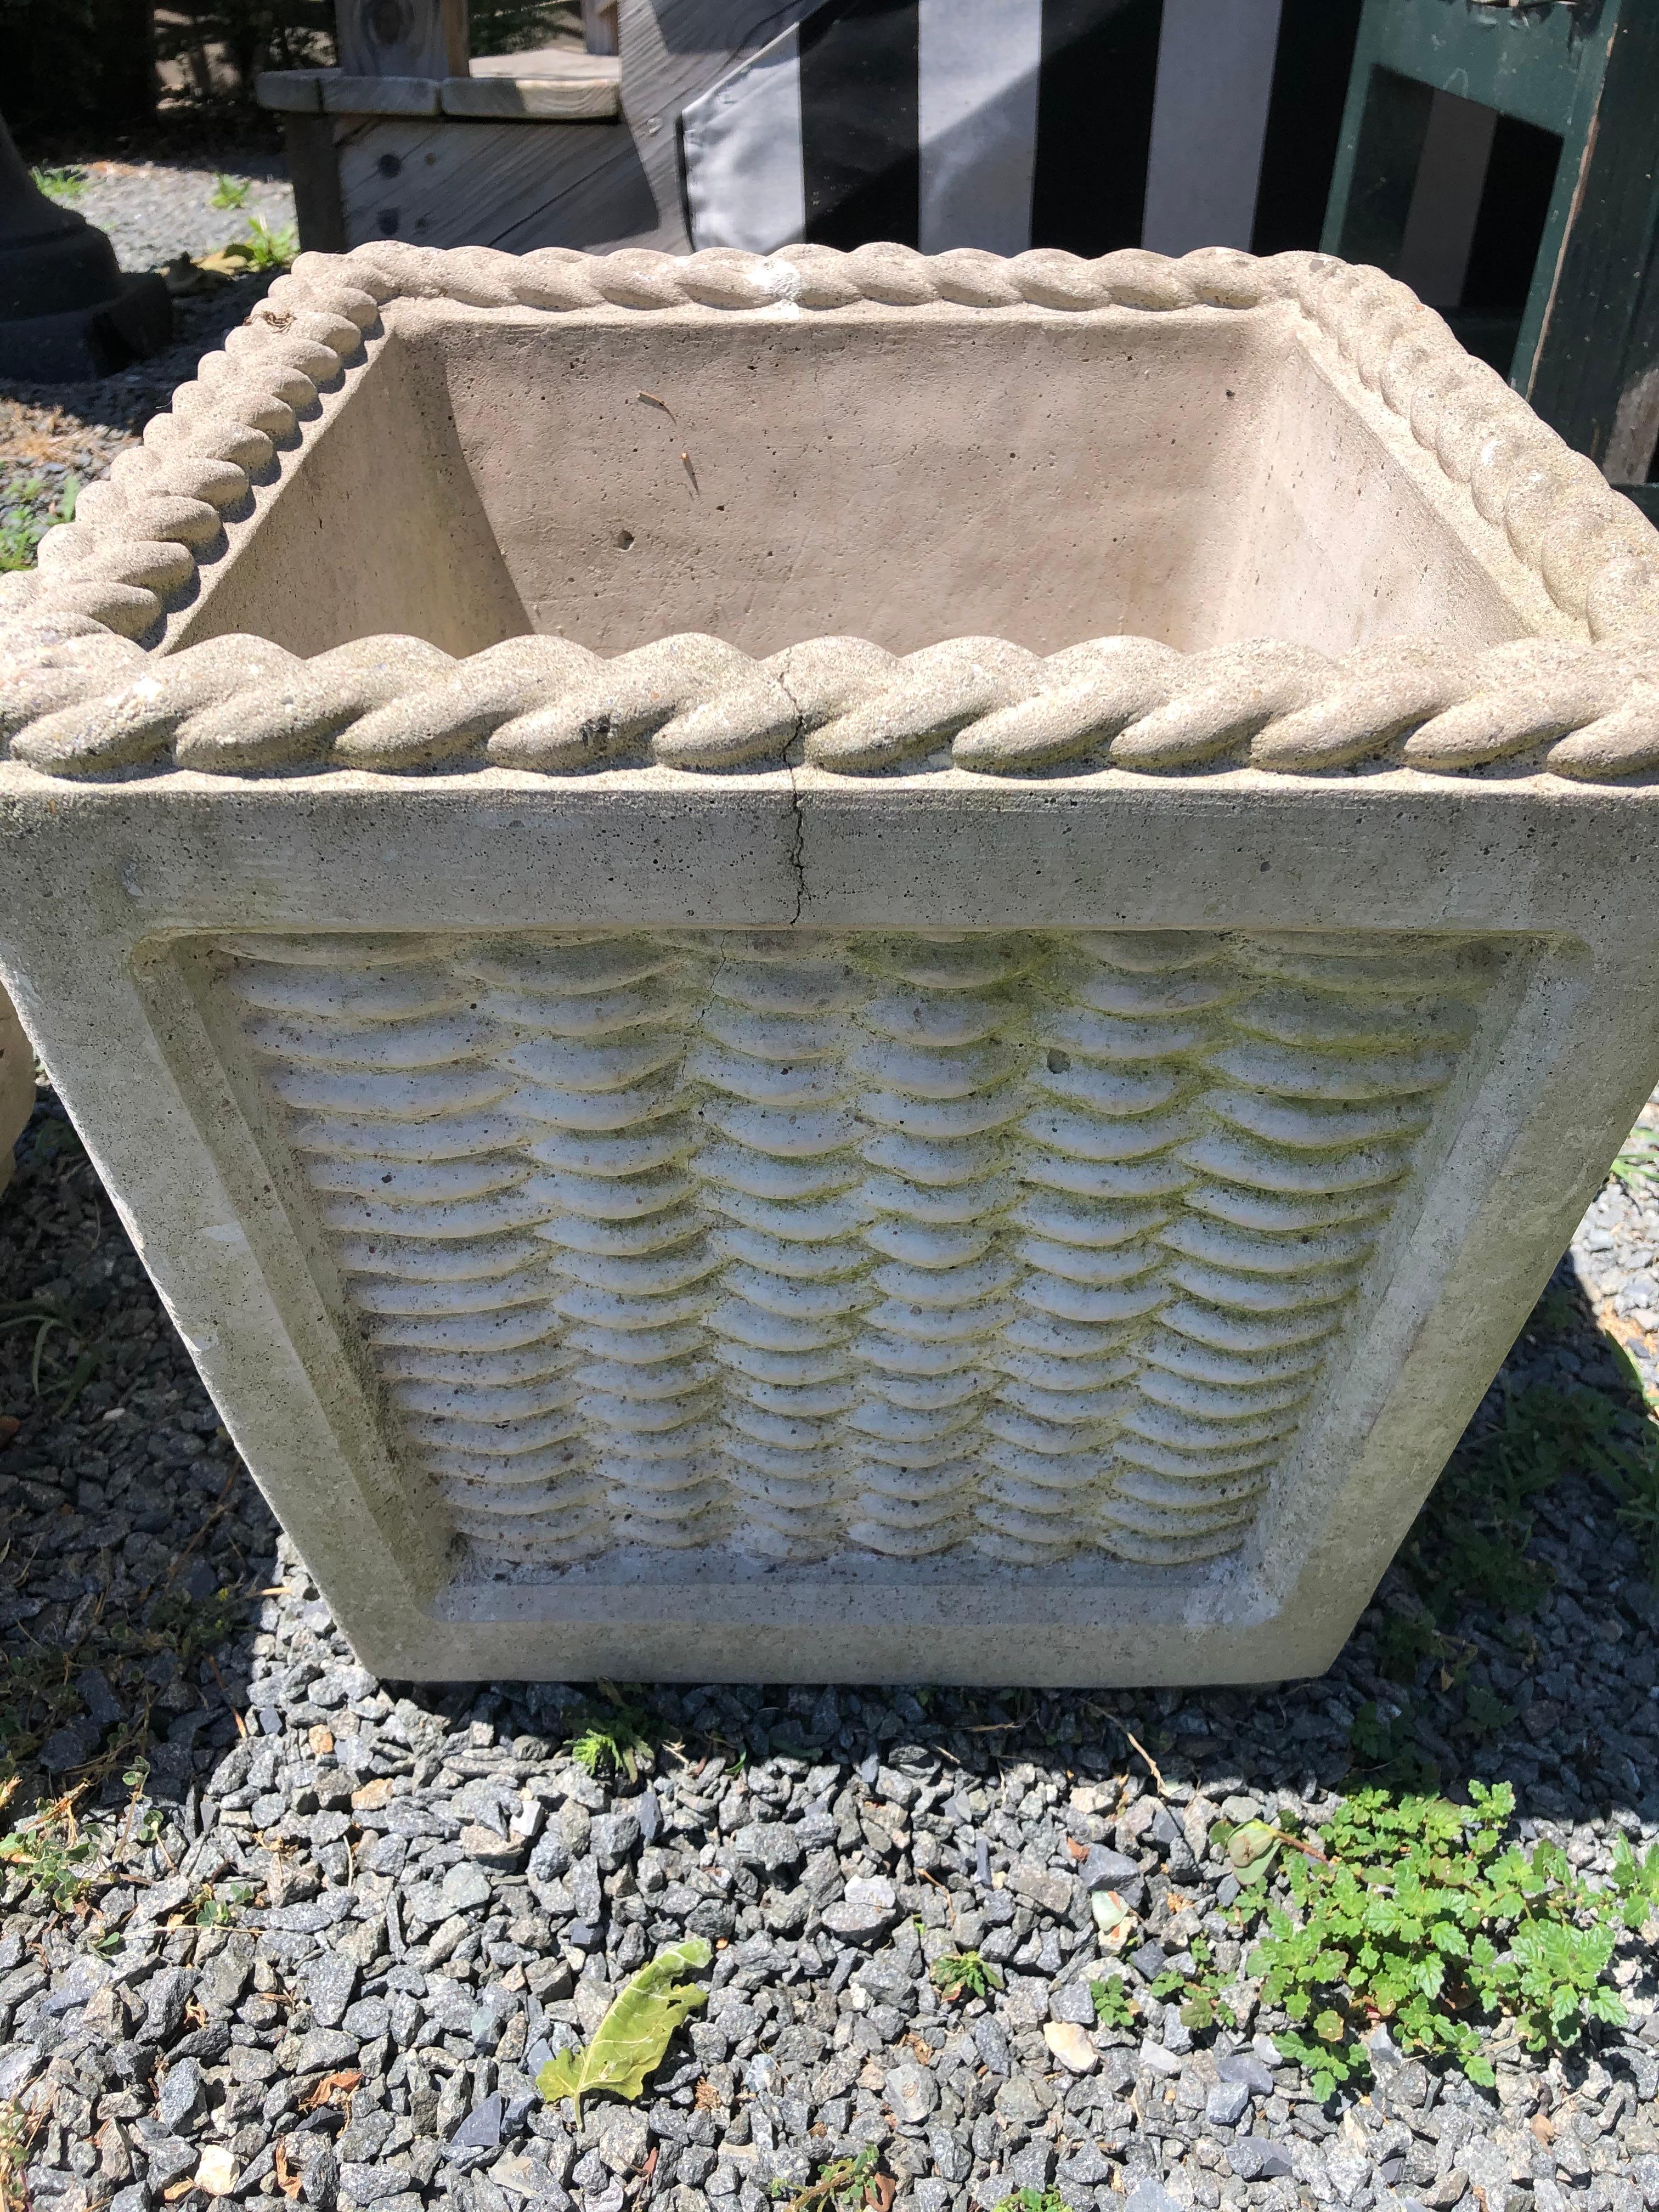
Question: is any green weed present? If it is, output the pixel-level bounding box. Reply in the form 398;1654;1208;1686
0;1789;99;1910
0;474;78;574
1148;1932;1238;2033
772;2145;888;2212
567;1686;656;1782
0;1643;83;1773
219;212;297;272
194;1878;253;1926
1611;1121;1659;1198
143;1583;244;1668
993;2191;1074;2212
0;2095;46;2212
1088;1972;1136;2029
209;173;251;208
1250;1780;1654;2098
929;1949;1002;2002
30;165;86;202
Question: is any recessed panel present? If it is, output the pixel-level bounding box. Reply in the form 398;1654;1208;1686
206;925;1513;1591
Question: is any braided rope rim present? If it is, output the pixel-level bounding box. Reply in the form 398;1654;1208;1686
3;240;1658;785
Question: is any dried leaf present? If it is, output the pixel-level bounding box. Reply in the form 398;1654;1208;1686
303;2069;361;2111
1090;1888;1138;1952
273;2143;303;2202
537;1938;712;2120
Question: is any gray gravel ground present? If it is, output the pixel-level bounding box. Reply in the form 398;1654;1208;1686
4;1081;1659;2212
48;160;296;279
2;154;292;560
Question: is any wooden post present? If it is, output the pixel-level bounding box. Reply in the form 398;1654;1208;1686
582;0;620;57
336;0;468;80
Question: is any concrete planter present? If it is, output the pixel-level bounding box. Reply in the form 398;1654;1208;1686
3;240;1659;1684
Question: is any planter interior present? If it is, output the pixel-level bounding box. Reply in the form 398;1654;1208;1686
171;303;1534;665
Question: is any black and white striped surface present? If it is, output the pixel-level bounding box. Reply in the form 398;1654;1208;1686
681;0;1338;261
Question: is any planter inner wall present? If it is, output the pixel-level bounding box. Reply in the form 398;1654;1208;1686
172;307;1536;663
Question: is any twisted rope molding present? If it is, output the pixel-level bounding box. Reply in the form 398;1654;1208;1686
2;239;1658;783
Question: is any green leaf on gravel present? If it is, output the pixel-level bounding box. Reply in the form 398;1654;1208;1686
536;1938;712;2119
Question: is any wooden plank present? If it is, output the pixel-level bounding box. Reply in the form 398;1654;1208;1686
1367;0;1582;137
582;0;620;55
336;114;659;252
468;47;619;78
283;114;348;253
1523;0;1659;469
256;69;324;112
324;74;442;114
618;0;822;253
441;72;620;120
1326;57;1434;270
336;0;467;78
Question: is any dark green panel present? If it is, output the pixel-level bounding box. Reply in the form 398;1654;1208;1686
1370;0;1589;135
1334;64;1434;272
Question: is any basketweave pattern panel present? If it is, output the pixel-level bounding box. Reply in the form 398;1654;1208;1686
213;927;1505;1572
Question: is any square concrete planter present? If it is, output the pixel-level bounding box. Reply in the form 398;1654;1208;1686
3;239;1659;1685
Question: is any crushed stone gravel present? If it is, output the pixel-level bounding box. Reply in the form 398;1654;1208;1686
2;153;292;556
2;1080;1658;2212
46;159;295;280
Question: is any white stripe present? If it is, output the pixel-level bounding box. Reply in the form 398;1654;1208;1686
682;20;808;255
917;0;1043;257
1142;0;1284;256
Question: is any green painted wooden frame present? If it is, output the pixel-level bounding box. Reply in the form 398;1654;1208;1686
1322;0;1659;498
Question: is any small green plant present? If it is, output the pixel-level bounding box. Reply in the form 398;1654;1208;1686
210;173;252;208
1250;1780;1646;2098
31;165;86;203
0;2094;46;2212
1148;1933;1237;2033
220;213;298;272
1088;1972;1136;2029
567;1690;655;1782
1392;1380;1615;1633
0;1642;84;1772
194;1879;253;1927
0;1791;99;1910
0;475;78;575
929;1949;1002;2002
992;2190;1073;2212
1612;1120;1659;1197
144;1582;244;1667
774;2147;890;2212
1348;1700;1439;1790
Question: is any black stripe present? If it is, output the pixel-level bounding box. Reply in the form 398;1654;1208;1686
1031;0;1163;257
1250;0;1364;255
799;0;921;249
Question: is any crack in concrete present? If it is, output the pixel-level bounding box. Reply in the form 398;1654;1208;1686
776;669;808;927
